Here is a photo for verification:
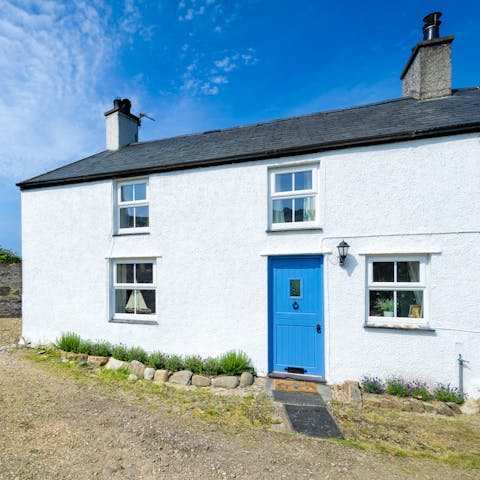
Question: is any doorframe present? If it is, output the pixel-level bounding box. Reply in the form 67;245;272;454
267;254;325;376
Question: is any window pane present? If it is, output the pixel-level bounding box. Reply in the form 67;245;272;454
134;182;147;201
294;197;315;222
397;261;420;282
120;207;134;228
369;290;394;317
372;262;394;282
116;264;134;284
115;289;134;313
136;263;153;283
275;173;292;192
135;206;149;227
397;290;423;318
121;184;134;202
272;199;292;223
294;171;312;190
290;279;301;297
137;290;156;314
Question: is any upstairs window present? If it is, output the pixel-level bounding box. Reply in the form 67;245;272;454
269;165;318;230
117;179;149;234
367;256;428;326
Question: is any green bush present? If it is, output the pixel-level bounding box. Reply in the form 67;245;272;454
386;377;409;397
434;384;466;404
203;357;222;376
0;246;21;264
125;346;149;364
165;354;183;372
89;340;113;357
111;344;129;361
56;332;81;353
77;340;93;355
183;355;203;374
147;351;167;369
218;350;253;376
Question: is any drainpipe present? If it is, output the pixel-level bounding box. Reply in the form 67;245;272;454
458;354;469;395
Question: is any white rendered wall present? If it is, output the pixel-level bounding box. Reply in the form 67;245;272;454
21;133;480;396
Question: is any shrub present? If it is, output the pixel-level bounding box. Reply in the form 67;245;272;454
165;354;183;372
218;350;253;376
0;246;21;264
89;340;113;357
407;380;433;401
386;377;409;397
183;355;203;374
125;346;149;364
56;332;81;353
433;384;466;404
203;357;222;376
147;351;167;370
77;340;93;355
360;375;385;394
111;344;129;361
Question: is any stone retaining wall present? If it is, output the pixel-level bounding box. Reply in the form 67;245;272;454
0;264;21;317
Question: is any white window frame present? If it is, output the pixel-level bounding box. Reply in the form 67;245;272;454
111;259;157;323
116;178;150;234
366;255;429;327
268;164;320;230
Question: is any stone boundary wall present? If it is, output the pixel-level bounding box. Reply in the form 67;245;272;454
0;264;22;317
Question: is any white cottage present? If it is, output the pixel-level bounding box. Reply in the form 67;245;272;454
18;14;480;396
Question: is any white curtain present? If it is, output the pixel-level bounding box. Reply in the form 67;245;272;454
303;197;315;221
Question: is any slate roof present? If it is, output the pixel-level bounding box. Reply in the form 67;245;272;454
18;87;480;190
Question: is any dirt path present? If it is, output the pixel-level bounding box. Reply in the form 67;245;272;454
0;351;476;480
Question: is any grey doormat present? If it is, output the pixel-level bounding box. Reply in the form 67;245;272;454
285;405;344;439
273;390;325;407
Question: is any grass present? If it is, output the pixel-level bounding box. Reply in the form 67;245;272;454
329;402;480;470
22;348;277;430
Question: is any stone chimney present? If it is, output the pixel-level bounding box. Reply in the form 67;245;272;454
400;12;454;100
104;98;140;150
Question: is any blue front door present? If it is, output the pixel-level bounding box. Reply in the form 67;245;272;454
269;256;324;377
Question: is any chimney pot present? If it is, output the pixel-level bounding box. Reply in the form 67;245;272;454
423;12;442;41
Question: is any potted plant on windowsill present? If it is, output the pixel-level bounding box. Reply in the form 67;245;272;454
377;298;394;317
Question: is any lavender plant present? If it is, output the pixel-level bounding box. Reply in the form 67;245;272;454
360;375;385;394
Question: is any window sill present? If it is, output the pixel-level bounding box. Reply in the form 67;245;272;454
364;322;435;332
266;226;323;233
109;318;158;325
113;231;151;237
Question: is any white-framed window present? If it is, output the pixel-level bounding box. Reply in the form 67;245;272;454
367;256;428;326
112;259;157;323
269;164;319;230
116;178;149;234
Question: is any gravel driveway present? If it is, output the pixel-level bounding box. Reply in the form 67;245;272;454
0;350;476;480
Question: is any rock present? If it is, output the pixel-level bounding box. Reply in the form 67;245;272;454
212;376;239;389
37;349;46;355
446;402;462;415
344;381;362;407
192;375;211;387
460;398;480;415
422;401;436;413
239;372;254;387
87;355;109;368
401;398;425;413
144;367;155;381
61;358;69;363
169;370;193;385
105;357;128;371
128;360;146;378
317;385;333;402
78;360;87;366
128;374;138;382
153;369;169;384
434;402;455;416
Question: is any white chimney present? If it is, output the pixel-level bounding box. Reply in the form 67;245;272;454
104;98;140;150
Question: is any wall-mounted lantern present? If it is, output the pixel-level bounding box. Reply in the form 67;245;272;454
337;240;350;267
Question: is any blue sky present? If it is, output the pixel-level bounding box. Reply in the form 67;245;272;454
1;0;479;255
